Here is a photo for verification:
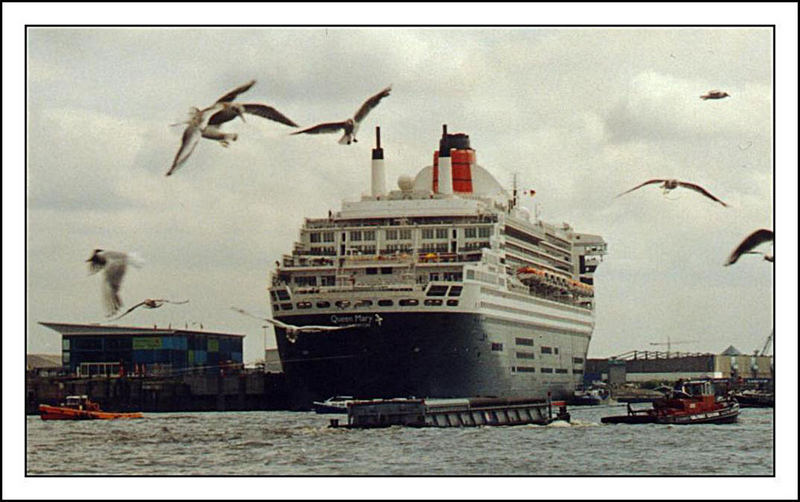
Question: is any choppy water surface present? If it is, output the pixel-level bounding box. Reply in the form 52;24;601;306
26;406;773;476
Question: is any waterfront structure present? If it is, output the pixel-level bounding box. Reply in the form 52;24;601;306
269;125;607;405
40;322;244;377
586;348;774;383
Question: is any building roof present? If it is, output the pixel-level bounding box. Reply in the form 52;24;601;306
26;353;62;369
720;345;743;356
39;321;245;338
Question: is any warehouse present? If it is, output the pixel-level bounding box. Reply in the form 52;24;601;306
40;322;244;377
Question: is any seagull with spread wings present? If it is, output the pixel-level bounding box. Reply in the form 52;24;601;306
167;80;297;176
109;298;189;321
230;307;360;344
724;229;774;266
87;249;144;316
615;179;728;207
292;85;391;145
700;90;730;100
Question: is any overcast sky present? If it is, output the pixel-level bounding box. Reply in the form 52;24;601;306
5;3;798;499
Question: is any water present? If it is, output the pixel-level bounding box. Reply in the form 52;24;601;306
26;405;773;476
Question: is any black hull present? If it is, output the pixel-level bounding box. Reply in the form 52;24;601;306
275;312;575;409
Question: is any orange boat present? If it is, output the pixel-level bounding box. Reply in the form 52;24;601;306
39;395;143;420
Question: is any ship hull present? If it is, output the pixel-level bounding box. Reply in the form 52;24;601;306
275;311;584;409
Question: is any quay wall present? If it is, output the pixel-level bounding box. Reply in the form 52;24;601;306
26;370;290;414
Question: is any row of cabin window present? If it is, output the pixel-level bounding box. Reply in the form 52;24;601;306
275;299;459;310
492;343;557;355
307;227;492;243
513;367;577;374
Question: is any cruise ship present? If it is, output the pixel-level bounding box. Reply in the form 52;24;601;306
269;125;607;407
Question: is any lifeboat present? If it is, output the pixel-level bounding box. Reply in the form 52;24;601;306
39;395;143;421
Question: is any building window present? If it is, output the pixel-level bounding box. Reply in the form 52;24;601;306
323;232;335;242
517;366;535;373
541;346;553;354
491;342;503;351
435;228;448;239
350;231;362;241
478;227;491;238
572;357;584;364
465;227;477;238
515;337;534;346
386;229;398;240
309;232;321;243
573;369;584;374
555;368;568;374
541;368;553;373
363;230;375;241
516;351;535;359
422;228;435;240
399;229;412;240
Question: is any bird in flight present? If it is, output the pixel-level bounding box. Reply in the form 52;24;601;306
615;179;728;207
230;307;361;343
109;298;189;321
700;90;730;100
167;80;298;176
724;229;774;266
86;249;144;316
292;85;391;145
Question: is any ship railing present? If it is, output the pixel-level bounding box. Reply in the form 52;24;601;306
292;284;424;295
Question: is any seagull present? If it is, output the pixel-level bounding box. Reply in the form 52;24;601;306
109;298;189;321
724;229;774;266
615;179;728;207
700;90;730;100
86;249;144;316
230;307;360;336
167;80;297;176
291;85;391;144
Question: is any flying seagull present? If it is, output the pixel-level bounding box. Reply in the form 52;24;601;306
700;90;730;100
615;179;728;207
292;85;391;144
230;307;360;334
724;229;774;266
87;249;144;316
109;298;189;321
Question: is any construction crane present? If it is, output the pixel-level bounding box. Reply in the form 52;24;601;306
649;337;696;355
759;329;773;357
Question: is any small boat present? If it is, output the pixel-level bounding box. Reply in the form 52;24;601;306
730;389;774;408
313;396;355;414
570;383;613;406
39;395;143;420
601;380;739;425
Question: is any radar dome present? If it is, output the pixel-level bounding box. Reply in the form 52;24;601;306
398;175;414;191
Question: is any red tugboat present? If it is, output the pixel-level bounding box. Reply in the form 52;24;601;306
39;395;144;421
602;380;739;425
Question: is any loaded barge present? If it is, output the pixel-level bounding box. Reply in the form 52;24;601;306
330;396;570;428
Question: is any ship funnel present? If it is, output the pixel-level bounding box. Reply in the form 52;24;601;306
371;126;386;197
433;124;475;195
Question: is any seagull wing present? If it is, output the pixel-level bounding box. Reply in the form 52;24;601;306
215;80;256;103
725;229;774;266
109;300;148;321
291;121;348;135
243;104;299;128
614;179;667;198
167;124;201;176
353;85;391;123
206;107;240;127
677;181;728;207
102;258;128;315
158;299;190;305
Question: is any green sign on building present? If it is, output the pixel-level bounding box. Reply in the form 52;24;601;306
133;337;162;350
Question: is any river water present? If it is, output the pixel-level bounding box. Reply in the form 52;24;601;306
26;405;773;478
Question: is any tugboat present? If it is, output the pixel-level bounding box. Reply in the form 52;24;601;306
601;380;739;425
569;382;613;406
39;395;144;420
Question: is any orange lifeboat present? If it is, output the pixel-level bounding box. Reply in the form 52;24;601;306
39;395;143;420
